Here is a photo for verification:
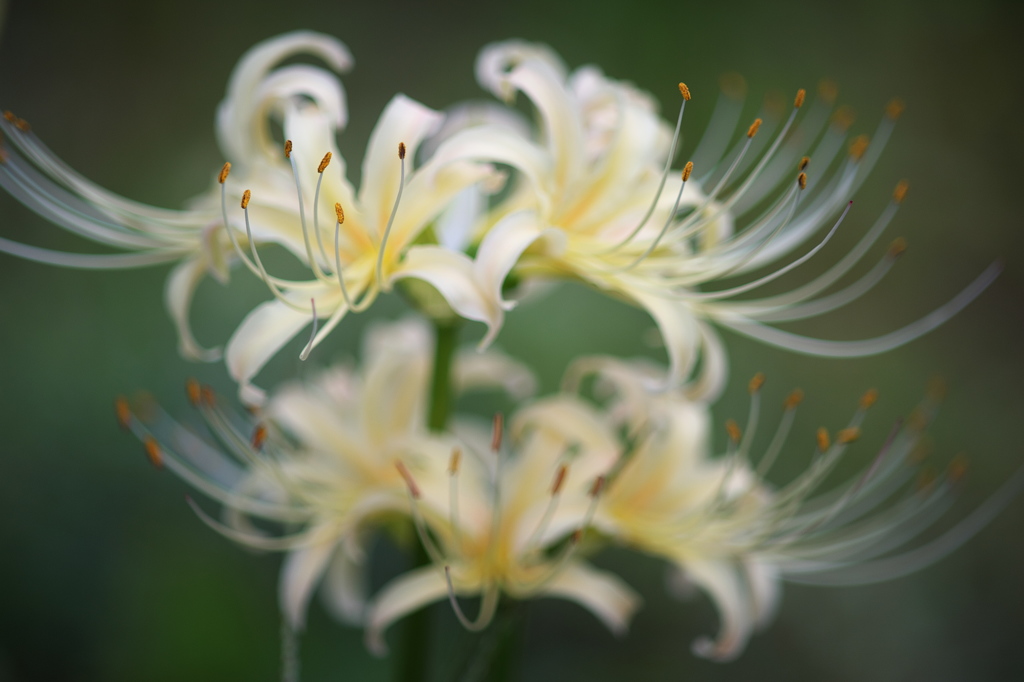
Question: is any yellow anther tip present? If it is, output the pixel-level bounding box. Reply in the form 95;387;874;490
886;98;905;120
799;156;810;171
726;419;742;443
893;180;910;204
837;427;861;444
888;237;908;259
784;388;805;410
849;135;870;161
284;140;293;159
860;389;879;409
794;88;806;109
747;118;763;138
334;202;345;224
748;372;766;394
797;172;808;190
816;428;831;452
682;161;694;182
398;141;407;160
240;189;251;210
218;162;231;184
678;82;692;100
317;151;332;173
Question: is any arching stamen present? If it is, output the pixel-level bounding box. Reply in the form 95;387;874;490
395;460;446;564
755;389;803;477
616;161;695;270
606;83;691;251
375;142;406;288
285;141;330;284
240;189;311;313
523;463;570;552
444;566;500;632
299;298;318;361
739;373;765;458
311;151;334;272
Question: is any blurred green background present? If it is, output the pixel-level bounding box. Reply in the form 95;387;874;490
1;0;1022;679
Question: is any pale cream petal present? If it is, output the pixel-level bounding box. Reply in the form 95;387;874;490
475;40;568;102
280;528;340;629
225;299;316;405
628;288;700;389
364;565;450;656
322;545;370;625
217;31;352;169
163;255;222;362
682;557;754;662
472;210;546;312
390;247;500;346
541;561;641;636
358;95;443;226
282;100;357;219
453;348;537;400
744;559;782;629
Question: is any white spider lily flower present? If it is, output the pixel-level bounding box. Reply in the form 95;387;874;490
0;32;508;404
0;31;353;363
429;40;999;398
565;358;1024;662
365;399;640;655
116;318;536;632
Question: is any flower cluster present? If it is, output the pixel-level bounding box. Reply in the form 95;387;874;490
2;30;1015;670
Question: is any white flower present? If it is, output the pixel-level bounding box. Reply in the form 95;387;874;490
432;40;1000;398
0;32;509;404
560;357;1024;661
364;393;640;655
116;318;535;632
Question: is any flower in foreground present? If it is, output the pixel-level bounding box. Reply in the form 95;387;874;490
115;318;535;631
365;394;640;654
428;40;1001;397
0;31;506;404
564;357;1024;660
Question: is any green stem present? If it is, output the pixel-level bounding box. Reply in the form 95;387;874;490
396;319;461;682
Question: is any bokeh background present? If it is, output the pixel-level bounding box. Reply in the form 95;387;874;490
1;0;1022;680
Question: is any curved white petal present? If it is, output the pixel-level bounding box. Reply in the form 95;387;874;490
683;558;754;662
280;528;340;630
217;31;352;169
164;255;222;362
541;561;641;636
390;246;500;346
322;545;370;626
476;40;568;102
453;348;537;400
364;565;450;656
473;210;546;312
225;298;316;405
628;289;700;389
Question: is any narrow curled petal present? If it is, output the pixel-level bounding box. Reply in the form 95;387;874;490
681;558;755;662
217;31;353;167
476;40;569;101
164;256;222;362
472;210;547;312
629;289;700;390
280;529;339;630
364;566;451;656
541;561;642;636
322;545;370;626
225;299;316;405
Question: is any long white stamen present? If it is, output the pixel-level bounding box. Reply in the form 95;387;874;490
375;142;406;288
755;390;802;477
616;161;694;270
286;143;329;283
607;84;690;251
241;190;311;313
299;298;318;361
395;460;446;565
311;152;334;273
444;567;500;631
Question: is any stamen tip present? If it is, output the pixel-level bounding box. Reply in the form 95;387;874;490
335;202;345;224
682;161;694;182
552;464;568;495
794;88;806;109
395;460;421;499
317;151;332;173
799;155;810;171
859;388;879;409
837;427;861;444
449;447;462;475
185;378;202;406
831;105;856;131
251;424;267;450
218;162;231;184
241;189;251;210
678;82;692;101
784;388;805;410
747;118;763;138
284;140;293;159
849;135;870;161
398;142;406;160
143;436;164;469
886;98;906;121
115;397;131;430
725;419;742;444
893;180;910;204
491;413;504;453
748;372;766;394
887;237;908;259
589;475;606;498
797;172;808;190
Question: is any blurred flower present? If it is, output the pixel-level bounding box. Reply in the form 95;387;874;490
562;357;1024;661
365;393;640;654
116;318;535;632
430;40;1000;397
